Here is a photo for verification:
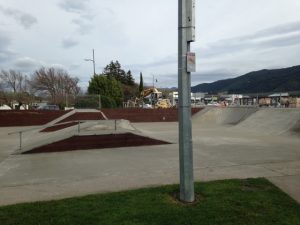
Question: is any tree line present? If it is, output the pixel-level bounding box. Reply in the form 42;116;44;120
0;67;80;109
86;60;143;108
0;60;144;109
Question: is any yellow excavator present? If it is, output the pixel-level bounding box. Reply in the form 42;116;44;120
126;88;172;108
140;88;161;99
141;88;172;108
155;99;172;109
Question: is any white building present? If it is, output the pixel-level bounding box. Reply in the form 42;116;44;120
221;94;243;105
169;92;205;106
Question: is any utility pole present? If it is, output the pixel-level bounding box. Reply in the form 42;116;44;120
178;0;196;203
92;49;96;76
153;75;155;88
85;49;96;76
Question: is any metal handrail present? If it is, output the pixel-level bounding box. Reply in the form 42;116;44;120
8;119;120;151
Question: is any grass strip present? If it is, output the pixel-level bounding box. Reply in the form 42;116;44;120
0;178;300;225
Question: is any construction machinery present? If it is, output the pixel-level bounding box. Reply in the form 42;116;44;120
125;88;172;108
140;88;161;100
155;99;172;109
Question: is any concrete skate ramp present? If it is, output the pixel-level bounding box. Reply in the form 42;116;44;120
192;106;258;127
236;108;300;135
16;119;137;154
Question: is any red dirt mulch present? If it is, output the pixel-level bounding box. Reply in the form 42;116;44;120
57;112;105;123
0;110;68;127
40;121;79;132
23;133;171;154
101;108;202;122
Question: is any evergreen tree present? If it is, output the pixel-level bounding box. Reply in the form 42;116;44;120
103;61;126;83
139;72;144;94
88;74;123;107
126;70;135;86
103;61;135;86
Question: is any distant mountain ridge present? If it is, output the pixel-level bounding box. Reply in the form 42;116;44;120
191;65;300;94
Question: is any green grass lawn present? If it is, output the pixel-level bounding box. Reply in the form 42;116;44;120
1;178;300;225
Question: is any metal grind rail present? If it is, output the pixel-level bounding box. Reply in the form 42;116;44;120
8;120;121;151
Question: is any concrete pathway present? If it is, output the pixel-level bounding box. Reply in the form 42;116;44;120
0;108;300;206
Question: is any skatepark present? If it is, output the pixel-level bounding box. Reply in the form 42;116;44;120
0;107;299;206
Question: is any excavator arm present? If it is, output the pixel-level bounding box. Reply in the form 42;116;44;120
140;88;160;98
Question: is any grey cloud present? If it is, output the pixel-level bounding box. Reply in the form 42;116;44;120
59;0;95;35
14;57;44;72
0;33;11;50
62;37;79;48
130;20;300;72
0;51;13;62
199;21;300;59
59;0;89;14
0;33;14;62
123;21;300;88
70;63;81;70
14;58;69;73
72;18;93;35
247;21;300;40
161;70;234;87
0;5;37;29
255;32;300;49
126;55;176;71
50;64;68;70
191;72;235;85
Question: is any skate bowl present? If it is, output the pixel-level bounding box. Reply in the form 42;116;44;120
235;108;300;135
193;107;300;136
192;106;258;127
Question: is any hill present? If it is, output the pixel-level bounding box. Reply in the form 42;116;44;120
191;65;300;94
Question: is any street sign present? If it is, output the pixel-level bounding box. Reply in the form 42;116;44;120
187;52;196;72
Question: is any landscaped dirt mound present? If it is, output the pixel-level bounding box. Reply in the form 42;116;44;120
0;110;68;127
101;108;202;122
57;112;106;123
40;121;79;132
23;133;171;154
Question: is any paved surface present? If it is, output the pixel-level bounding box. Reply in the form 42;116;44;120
0;107;299;206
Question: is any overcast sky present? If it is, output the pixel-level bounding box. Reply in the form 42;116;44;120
0;0;300;89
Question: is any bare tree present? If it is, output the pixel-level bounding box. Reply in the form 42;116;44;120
0;69;26;93
0;70;32;109
31;67;81;106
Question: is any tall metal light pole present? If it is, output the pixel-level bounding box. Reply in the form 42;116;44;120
84;49;101;109
85;49;96;75
178;0;196;202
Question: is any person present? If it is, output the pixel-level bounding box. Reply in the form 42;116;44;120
286;100;290;108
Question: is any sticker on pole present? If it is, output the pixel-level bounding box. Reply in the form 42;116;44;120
187;52;196;72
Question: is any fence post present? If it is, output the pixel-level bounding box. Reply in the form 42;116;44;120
19;131;22;150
